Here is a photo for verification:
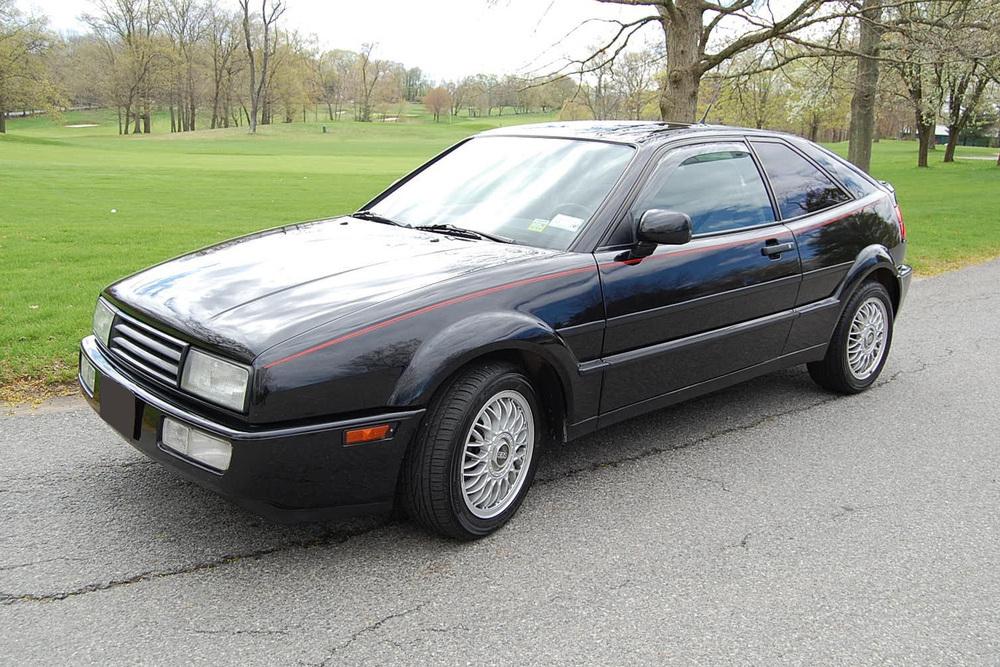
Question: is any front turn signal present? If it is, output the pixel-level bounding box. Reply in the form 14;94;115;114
344;423;394;445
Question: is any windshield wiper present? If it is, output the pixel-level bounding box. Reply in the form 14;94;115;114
353;210;410;227
415;224;514;244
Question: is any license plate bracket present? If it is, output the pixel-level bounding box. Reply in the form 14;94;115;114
99;375;140;440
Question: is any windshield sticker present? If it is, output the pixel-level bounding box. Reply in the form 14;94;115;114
528;218;550;232
550;214;585;232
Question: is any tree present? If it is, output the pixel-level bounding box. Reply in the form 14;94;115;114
403;66;426;102
578;48;620;120
315;49;352;120
720;47;789;129
84;0;162;134
612;47;660;120
423;86;451;122
936;2;1000;162
0;1;59;133
163;0;209;132
238;0;284;134
847;0;883;172
354;43;385;122
593;0;840;122
784;53;852;142
207;5;242;129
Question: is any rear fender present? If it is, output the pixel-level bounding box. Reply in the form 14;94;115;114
835;244;900;312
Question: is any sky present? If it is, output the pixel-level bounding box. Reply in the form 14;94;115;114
16;0;659;81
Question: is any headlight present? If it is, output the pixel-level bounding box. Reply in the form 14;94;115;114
180;348;250;412
93;299;115;346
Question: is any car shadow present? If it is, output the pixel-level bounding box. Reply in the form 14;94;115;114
94;365;832;545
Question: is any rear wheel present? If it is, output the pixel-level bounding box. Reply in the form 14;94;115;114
400;362;541;539
808;280;894;394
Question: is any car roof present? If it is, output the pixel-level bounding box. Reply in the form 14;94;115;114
478;120;796;146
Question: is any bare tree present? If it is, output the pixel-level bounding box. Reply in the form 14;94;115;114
163;0;209;132
578;48;620;120
354;43;385;122
591;0;841;121
611;47;660;120
937;3;1000;162
423;86;450;122
84;0;161;134
238;0;284;134
207;5;242;129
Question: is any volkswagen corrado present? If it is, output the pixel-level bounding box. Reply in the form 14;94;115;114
79;121;911;539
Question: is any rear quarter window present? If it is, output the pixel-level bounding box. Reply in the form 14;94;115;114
751;141;852;219
789;138;880;199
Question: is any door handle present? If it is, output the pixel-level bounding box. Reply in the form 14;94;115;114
761;241;795;257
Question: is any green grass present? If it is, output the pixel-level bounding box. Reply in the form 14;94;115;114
826;139;1000;275
1;111;998;387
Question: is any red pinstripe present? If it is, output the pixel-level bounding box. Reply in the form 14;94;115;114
262;265;595;369
263;202;873;369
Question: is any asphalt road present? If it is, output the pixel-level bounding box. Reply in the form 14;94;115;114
2;261;999;665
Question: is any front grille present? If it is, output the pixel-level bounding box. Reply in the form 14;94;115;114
108;312;188;386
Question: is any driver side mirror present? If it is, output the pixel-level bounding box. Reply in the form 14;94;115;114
631;209;692;259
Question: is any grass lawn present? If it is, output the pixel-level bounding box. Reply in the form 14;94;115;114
1;109;998;390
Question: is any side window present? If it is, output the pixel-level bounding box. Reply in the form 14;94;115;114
631;143;775;236
751;141;851;219
789;138;879;199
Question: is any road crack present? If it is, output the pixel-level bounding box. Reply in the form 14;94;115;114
1;327;952;607
191;628;293;638
310;601;429;665
0;521;388;607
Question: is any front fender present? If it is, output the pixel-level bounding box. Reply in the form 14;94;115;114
389;310;583;416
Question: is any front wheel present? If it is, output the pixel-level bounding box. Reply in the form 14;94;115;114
400;362;541;539
808;280;894;394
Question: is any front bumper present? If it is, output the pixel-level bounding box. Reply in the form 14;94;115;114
79;335;424;522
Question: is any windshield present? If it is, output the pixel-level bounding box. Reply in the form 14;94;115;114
368;136;635;250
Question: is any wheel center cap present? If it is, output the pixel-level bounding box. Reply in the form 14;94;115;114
494;442;511;466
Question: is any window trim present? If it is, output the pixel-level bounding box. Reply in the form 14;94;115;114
598;138;783;249
746;138;854;223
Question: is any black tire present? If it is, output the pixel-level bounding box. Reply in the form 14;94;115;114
808;280;894;394
399;362;542;540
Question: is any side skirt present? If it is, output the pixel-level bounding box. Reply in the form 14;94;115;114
566;343;828;439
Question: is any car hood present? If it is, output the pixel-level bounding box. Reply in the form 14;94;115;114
107;217;555;361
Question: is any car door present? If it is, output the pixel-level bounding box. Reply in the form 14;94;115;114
595;140;802;415
748;139;896;356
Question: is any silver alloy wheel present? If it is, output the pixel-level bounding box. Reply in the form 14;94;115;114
460;389;535;519
847;296;888;380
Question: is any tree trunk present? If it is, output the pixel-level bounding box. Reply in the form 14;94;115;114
944;77;987;163
847;0;883;173
658;3;703;122
917;117;934;168
0;111;6;134
943;130;959;163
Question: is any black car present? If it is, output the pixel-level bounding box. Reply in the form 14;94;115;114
79;121;911;539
